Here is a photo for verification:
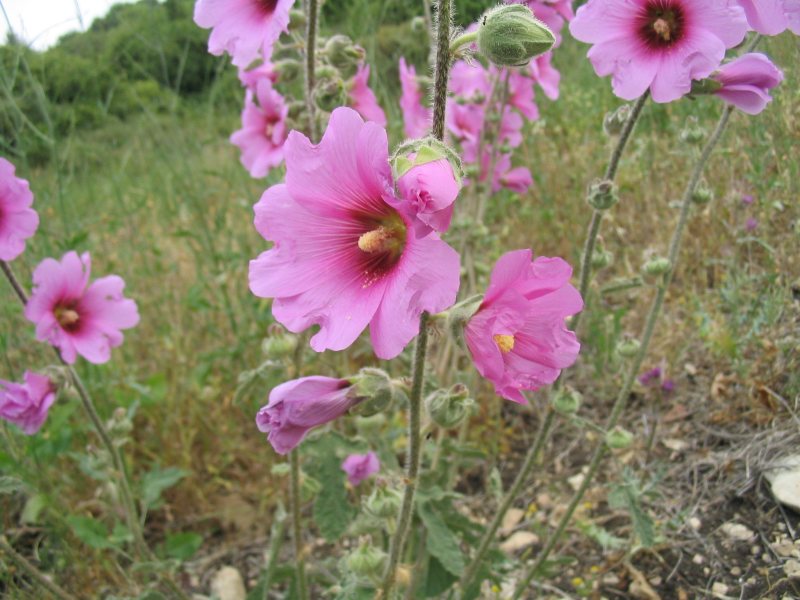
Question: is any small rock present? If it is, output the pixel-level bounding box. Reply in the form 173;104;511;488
499;531;539;554
764;455;800;512
500;508;525;536
762;553;772;563
568;472;585;491
730;567;742;577
692;554;705;565
771;541;798;558
711;582;729;598
210;566;246;600
603;573;620;586
688;517;701;530
662;438;689;452
750;545;761;555
720;522;755;542
784;559;800;579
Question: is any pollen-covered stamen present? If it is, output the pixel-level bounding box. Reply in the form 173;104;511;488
638;2;685;48
653;18;671;41
54;304;80;331
358;226;391;253
494;334;515;354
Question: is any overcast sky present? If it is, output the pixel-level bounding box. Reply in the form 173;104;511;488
0;0;135;50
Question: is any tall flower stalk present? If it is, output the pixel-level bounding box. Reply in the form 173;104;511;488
304;0;319;140
512;104;737;598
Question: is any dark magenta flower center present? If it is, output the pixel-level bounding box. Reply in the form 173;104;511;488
638;1;686;48
257;0;279;15
356;209;407;287
54;302;82;333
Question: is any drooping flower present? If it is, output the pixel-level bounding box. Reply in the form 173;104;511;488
570;0;749;103
341;451;380;486
248;108;460;359
465;250;582;403
396;155;461;234
0;371;56;435
348;64;387;127
638;366;662;385
24;252;140;365
711;53;784;115
0;157;39;262
194;0;295;68
230;80;289;178
399;57;431;138
735;0;800;35
256;376;358;454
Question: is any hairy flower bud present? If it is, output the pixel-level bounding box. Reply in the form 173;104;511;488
616;337;641;358
365;483;402;518
288;9;306;31
606;426;634;450
591;248;613;270
345;539;387;582
262;325;297;358
425;384;474;429
587;179;619;211
324;35;365;80
349;368;395;417
410;16;427;33
273;59;302;83
680;125;706;146
642;257;672;277
603;104;632;136
552;387;582;416
477;4;555;67
445;294;484;343
691;186;713;205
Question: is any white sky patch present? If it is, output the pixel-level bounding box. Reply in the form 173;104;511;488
0;0;136;50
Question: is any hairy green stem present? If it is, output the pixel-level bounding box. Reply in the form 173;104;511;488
0;536;77;600
304;0;318;140
512;105;735;598
431;0;453;143
261;505;288;600
449;31;477;54
289;450;308;600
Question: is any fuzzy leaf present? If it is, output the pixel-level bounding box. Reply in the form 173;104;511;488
141;466;188;509
417;501;464;576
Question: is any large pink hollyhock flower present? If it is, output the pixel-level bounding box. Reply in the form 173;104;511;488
529;52;561;100
348;64;387;127
396;157;461;234
570;0;748;103
0;158;39;262
194;0;295;68
495;154;534;194
399;58;432;138
711;53;784;115
230;80;289;178
24;252;140;365
256;376;358;454
248;108;460;359
0;371;56;435
465;250;582;403
341;451;380;486
735;0;800;35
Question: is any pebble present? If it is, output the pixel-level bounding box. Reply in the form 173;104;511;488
765;454;800;512
210;566;246;600
784;559;800;579
730;567;741;577
720;522;755;542
499;531;539;554
711;582;729;598
692;554;704;565
688;517;701;530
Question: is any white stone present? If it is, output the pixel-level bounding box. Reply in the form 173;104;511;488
764;455;800;512
784;559;800;579
210;566;246;600
720;522;755;542
500;508;525;536
711;582;730;598
499;531;539;554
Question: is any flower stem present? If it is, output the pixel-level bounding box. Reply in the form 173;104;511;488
0;536;77;600
289;449;308;600
431;0;453;143
449;31;477;54
304;0;319;141
512;105;735;599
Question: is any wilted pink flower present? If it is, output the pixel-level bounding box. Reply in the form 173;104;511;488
741;193;755;205
661;379;675;393
711;53;784;115
529;52;561;100
24;252;139;365
745;217;759;231
349;64;387;127
735;0;800;35
465;250;582;403
0;158;38;262
638;366;662;385
0;371;56;435
399;58;431;138
230;80;289;178
249;108;460;359
341;451;380;486
194;0;295;67
256;376;357;454
396;156;460;234
238;62;278;90
570;0;748;103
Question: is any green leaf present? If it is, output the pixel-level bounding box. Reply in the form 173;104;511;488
608;476;655;548
21;494;46;524
0;476;25;495
417;501;464;576
67;515;113;549
164;532;203;561
141;466;188;509
424;555;457;597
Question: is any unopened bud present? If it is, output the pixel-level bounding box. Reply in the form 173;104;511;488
314;78;346;113
301;474;322;501
345;539;387;582
552;387;582;416
642;257;671;277
273;59;302;83
603;104;632;137
477;4;555;67
349;368;395;417
288;9;306;31
365;484;402;518
425;384;474;429
681;125;706;145
616;337;641;358
587;179;619;211
691;187;713;205
605;426;634;450
324;35;365;80
445;294;484;343
591;248;613;270
392;137;463;184
410;16;427;33
262;326;297;358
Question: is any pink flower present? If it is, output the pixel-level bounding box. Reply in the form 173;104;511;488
570;0;748;103
446;100;485;142
256;376;357;454
341;451;380;486
744;217;759;231
529;52;561;100
449;60;492;101
0;371;56;435
735;0;800;35
248;108;460;359
238;62;278;90
396;156;461;234
496;154;534;194
399;58;431;138
194;0;295;68
505;68;540;120
465;250;582;403
511;0;575;46
711;53;784;115
348;64;387;127
230;80;289;178
24;252;140;364
0;158;39;262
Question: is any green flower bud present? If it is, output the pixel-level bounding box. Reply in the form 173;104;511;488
365;484;402;518
477;4;555;67
587;179;619;211
287;100;306;120
271;463;290;477
301;474;322;501
349;368;395;417
262;325;297;358
681;125;706;146
273;59;302;83
691;187;713;205
616;337;641;358
552;387;582;416
445;294;484;343
425;384;474;429
392;137;464;184
605;426;634;450
324;35;365;80
642;257;672;277
345;539;387;582
288;9;306;31
314;78;346;113
591;248;613;270
410;16;427;33
603;104;632;137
